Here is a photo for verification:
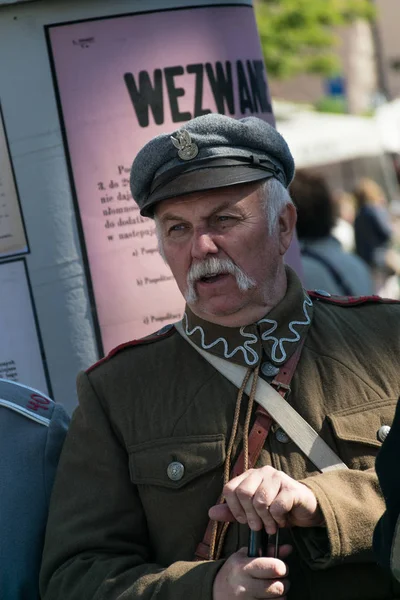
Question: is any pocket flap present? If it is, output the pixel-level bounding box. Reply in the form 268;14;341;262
328;399;396;448
129;434;225;489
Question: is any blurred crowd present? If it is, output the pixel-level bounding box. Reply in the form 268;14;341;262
291;171;400;299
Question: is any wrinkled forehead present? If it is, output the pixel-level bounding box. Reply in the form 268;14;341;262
155;180;264;221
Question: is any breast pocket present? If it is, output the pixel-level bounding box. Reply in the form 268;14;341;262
327;398;397;470
129;434;226;488
128;434;226;561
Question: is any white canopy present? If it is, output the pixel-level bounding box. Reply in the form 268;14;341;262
275;104;385;169
375;98;400;154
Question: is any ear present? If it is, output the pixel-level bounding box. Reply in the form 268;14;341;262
278;203;297;255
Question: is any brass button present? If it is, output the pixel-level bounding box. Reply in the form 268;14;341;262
377;425;391;443
167;461;185;481
275;428;290;443
261;362;280;378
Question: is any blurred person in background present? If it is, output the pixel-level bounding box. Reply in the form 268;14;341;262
331;189;357;252
354;178;400;298
0;378;69;599
290;171;374;296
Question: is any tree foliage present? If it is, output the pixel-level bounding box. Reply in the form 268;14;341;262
255;0;376;79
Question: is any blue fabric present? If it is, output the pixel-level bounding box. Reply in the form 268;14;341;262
0;395;69;599
354;205;392;266
300;236;374;297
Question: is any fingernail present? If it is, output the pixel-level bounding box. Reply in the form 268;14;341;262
265;526;276;535
237;516;246;524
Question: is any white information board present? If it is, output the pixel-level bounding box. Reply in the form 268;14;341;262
0;105;28;258
0;259;49;394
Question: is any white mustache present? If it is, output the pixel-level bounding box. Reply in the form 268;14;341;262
188;257;244;282
185;257;256;304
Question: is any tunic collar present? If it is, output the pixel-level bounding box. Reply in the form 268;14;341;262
182;266;313;368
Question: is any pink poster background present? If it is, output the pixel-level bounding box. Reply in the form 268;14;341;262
48;5;302;354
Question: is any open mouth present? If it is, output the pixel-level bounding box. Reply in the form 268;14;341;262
199;273;229;284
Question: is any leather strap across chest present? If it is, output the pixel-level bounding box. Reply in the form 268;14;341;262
192;340;304;561
231;343;304;478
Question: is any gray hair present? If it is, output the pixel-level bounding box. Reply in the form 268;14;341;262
155;217;166;262
259;177;294;235
155;177;294;260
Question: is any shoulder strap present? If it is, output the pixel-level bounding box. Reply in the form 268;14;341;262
302;247;353;296
175;321;347;473
0;378;53;427
308;291;399;306
87;324;176;374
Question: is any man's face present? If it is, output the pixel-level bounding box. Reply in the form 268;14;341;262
155;182;295;323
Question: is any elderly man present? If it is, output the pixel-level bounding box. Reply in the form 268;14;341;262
40;114;400;600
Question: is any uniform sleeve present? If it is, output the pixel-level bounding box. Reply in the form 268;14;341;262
43;403;70;503
291;468;385;569
39;371;223;600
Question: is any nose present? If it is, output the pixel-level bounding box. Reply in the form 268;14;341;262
191;230;219;260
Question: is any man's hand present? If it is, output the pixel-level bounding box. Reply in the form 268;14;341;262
209;466;323;534
213;547;291;600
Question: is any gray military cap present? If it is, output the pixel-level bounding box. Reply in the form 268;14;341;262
130;113;295;218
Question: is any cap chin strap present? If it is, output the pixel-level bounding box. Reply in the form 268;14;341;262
175;320;347;474
150;154;285;195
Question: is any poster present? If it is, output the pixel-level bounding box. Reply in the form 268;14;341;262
47;5;285;354
0;105;28;258
0;259;50;394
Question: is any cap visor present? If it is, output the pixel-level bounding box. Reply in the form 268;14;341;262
141;166;273;217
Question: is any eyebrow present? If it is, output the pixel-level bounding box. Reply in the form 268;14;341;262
159;212;186;225
159;199;241;225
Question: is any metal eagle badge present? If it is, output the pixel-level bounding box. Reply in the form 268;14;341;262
170;129;199;161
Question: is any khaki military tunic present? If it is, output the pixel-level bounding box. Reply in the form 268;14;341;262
40;268;400;599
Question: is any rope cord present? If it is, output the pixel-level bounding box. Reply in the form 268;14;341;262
210;365;260;561
243;365;259;472
208;366;251;560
